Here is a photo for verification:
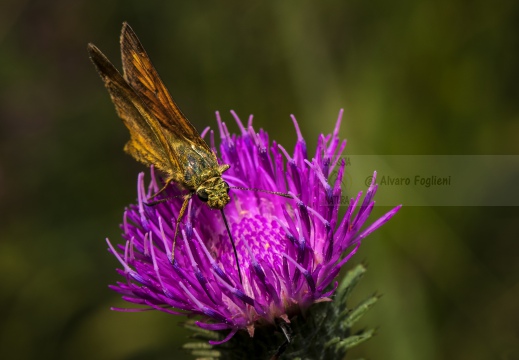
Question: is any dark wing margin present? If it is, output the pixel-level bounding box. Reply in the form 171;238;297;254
87;43;182;176
119;22;212;152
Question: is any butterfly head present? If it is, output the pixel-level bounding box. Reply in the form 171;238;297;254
196;177;230;209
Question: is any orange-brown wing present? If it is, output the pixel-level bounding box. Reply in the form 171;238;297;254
119;22;213;154
87;43;183;181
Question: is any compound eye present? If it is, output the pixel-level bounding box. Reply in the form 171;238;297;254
197;189;209;202
225;182;230;194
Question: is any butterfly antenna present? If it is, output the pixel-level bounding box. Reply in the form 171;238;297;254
229;186;292;198
220;208;243;285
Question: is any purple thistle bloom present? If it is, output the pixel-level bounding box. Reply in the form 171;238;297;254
107;109;401;344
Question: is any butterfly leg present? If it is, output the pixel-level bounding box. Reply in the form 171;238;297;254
171;192;193;263
146;178;182;206
149;178;173;200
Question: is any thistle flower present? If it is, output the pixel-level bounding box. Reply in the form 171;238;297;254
107;109;400;354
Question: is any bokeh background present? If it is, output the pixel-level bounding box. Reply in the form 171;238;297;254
1;1;518;359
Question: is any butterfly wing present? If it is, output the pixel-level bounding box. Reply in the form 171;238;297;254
119;22;214;156
87;43;183;181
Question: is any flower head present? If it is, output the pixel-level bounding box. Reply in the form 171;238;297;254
107;110;401;344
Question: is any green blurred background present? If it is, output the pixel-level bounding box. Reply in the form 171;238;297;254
1;0;518;359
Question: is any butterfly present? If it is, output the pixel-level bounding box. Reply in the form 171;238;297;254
87;23;244;280
88;23;292;284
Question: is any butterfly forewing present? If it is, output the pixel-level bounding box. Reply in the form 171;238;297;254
87;43;178;177
119;23;214;157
